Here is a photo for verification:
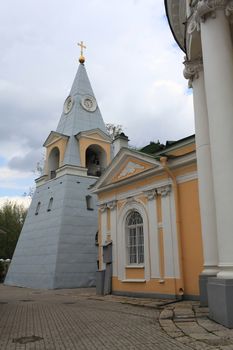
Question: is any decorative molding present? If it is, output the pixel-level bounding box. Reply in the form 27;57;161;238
196;0;227;22
187;0;229;36
144;189;157;201
118;161;145;179
225;0;233;21
158;222;163;229
183;57;203;88
187;10;201;34
99;204;107;213
107;200;117;210
157;185;171;198
125;196;136;205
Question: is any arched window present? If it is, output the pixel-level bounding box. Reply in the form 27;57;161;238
47;197;53;212
126;211;144;264
85;145;106;177
48;147;60;179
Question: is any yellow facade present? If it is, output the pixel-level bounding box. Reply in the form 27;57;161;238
45;136;68;175
93;137;204;299
78;136;111;168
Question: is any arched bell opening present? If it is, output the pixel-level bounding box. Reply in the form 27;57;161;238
48;147;60;179
85;144;106;177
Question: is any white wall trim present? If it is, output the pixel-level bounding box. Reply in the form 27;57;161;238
117;199;150;281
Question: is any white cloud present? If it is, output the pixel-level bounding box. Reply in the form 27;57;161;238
0;0;194;198
0;196;31;208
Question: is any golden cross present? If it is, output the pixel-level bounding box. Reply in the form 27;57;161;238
78;41;86;56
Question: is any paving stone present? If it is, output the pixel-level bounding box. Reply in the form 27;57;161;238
174;307;194;319
198;319;228;332
214;330;233;338
175;321;209;335
189;333;220;340
175;336;191;344
160;309;173;319
188;341;220;350
0;285;190;350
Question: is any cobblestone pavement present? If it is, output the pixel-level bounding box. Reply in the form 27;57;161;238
1;285;233;350
0;285;190;350
159;301;233;350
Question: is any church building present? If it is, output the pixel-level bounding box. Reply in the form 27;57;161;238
165;0;233;328
92;135;204;300
5;44;112;289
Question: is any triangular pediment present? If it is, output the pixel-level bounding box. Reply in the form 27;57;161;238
75;128;112;143
92;148;163;193
112;158;153;182
43;131;69;147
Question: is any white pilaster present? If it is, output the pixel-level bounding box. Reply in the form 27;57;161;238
107;200;117;277
100;204;107;270
157;185;179;278
144;190;160;278
200;3;233;278
183;58;218;275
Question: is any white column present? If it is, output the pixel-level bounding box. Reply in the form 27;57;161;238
108;201;117;277
100;204;107;270
157;185;179;278
183;58;218;275
145;190;160;278
199;2;233;278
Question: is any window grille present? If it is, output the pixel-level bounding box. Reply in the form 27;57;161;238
126;211;144;264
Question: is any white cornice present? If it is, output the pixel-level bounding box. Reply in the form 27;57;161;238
91;147;162;192
92;150;196;195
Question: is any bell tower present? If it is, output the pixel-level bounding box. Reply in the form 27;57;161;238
5;44;112;289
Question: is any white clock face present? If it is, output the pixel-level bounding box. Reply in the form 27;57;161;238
63;96;74;114
81;95;97;112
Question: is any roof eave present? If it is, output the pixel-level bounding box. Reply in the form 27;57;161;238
164;0;187;53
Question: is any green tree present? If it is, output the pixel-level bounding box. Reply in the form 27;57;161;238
0;201;27;259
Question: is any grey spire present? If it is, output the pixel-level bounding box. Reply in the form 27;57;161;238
56;63;106;136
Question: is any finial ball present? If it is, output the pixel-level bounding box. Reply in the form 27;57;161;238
79;55;85;64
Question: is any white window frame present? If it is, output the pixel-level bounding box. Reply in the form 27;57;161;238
126;211;144;265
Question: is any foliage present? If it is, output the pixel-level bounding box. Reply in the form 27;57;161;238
140;141;165;155
0;201;27;259
105;123;123;139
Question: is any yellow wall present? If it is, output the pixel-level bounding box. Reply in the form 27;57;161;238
79;137;111;168
112;277;183;296
97;142;204;298
166;143;195;157
45;137;68;174
99;173;168;201
178;179;203;296
125;268;144;279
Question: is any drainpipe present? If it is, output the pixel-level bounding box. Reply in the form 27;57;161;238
159;156;184;298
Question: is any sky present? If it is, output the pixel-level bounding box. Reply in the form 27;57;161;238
0;0;194;205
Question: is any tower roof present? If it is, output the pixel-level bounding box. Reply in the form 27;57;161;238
56;63;107;136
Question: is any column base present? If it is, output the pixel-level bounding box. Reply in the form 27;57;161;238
199;273;217;306
208;277;233;328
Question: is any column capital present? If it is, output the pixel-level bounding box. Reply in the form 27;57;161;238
225;1;233;20
183;57;203;88
187;0;229;34
99;203;107;213
196;0;228;22
107;200;117;210
144;189;157;201
157;185;171;198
